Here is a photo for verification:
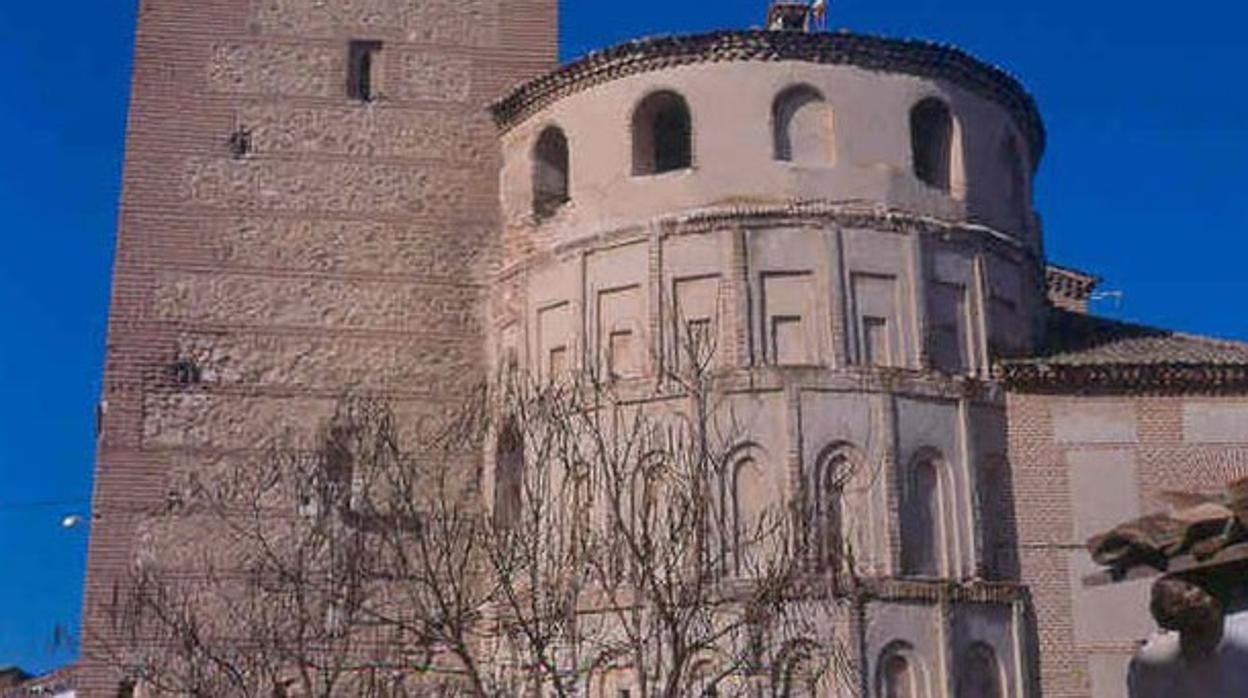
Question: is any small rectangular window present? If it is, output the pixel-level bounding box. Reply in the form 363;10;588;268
348;40;382;102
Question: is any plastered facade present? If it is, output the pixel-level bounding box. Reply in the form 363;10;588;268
488;53;1044;696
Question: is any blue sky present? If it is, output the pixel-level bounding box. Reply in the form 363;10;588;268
0;0;1245;676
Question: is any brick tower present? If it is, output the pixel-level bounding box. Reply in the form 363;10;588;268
80;0;556;693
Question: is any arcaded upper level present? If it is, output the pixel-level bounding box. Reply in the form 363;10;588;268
493;30;1045;248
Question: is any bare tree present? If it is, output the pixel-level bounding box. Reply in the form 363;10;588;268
101;402;425;697
101;326;863;697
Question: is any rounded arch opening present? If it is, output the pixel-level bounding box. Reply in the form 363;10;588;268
910;98;955;191
632;90;693;175
899;448;950;578
726;444;770;576
876;641;928;698
772;84;835;165
956;642;1005;698
532;125;570;218
812;442;861;571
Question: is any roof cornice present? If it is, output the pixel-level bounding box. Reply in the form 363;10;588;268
997;361;1248;396
490;29;1046;163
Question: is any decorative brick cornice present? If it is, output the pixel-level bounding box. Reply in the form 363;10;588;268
490;29;1045;162
997;361;1248;396
856;577;1031;606
998;308;1248;395
516;200;1039;270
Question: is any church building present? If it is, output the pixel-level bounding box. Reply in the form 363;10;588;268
74;1;1248;696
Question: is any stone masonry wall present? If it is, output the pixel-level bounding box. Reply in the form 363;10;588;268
80;0;555;694
1007;391;1248;698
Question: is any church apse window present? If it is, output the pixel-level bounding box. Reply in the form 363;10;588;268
632;90;693;175
730;455;768;575
876;642;925;698
813;443;859;572
347;40;382;102
910;98;954;191
533;126;570;218
899;449;949;578
773;84;835;165
956;643;1004;698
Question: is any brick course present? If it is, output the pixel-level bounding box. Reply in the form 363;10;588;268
1008;390;1248;698
79;0;554;694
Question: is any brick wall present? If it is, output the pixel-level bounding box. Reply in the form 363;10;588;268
79;0;555;694
1007;390;1248;698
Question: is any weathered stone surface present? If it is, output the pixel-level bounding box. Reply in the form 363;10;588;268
183;158;471;215
213;217;491;278
240;104;486;161
253;0;499;46
392;52;473;102
152;272;481;333
173;331;480;394
142;393;448;451
208;43;342;97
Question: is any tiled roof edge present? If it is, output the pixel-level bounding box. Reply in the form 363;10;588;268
997;361;1248;395
489;29;1045;162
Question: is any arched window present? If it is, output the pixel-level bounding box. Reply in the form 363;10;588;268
533;126;570;218
813;443;858;571
900;450;947;577
956;643;1004;698
493;419;524;528
877;642;927;698
731;455;767;575
910;98;954;191
632;90;692;175
773;85;835;165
